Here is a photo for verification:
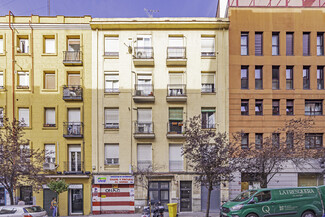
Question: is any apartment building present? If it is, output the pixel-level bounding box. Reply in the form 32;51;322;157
228;0;325;198
90;17;229;213
0;15;92;215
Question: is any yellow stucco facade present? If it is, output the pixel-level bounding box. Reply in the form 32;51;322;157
0;15;92;215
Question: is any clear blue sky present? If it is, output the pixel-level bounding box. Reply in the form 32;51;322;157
0;0;218;18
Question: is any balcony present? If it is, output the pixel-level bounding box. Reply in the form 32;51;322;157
133;47;154;66
202;122;216;129
104;88;119;94
63;85;83;101
137;160;152;171
134;121;155;139
167;84;187;102
63;51;82;65
63;122;83;138
133;84;155;103
169;160;183;172
166;47;187;66
63;161;84;174
167;121;185;139
201;85;215;93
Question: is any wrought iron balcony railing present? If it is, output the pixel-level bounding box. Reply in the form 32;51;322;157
167;84;186;97
134;121;154;134
134;47;154;59
63;85;83;100
63;161;84;173
167;121;185;134
63;122;83;138
63;51;82;63
167;47;186;59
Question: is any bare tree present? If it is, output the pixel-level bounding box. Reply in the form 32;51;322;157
183;115;238;217
232;118;324;188
0;118;46;205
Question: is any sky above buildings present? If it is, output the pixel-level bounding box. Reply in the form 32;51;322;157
0;0;218;18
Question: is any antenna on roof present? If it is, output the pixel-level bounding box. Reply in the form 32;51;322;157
144;8;159;18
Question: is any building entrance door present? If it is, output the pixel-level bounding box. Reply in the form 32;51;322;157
148;182;169;210
69;187;83;215
20;186;33;205
43;189;57;216
180;181;192;212
201;185;220;212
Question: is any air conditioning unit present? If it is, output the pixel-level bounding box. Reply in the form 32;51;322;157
135;90;143;96
43;162;56;170
136;51;144;58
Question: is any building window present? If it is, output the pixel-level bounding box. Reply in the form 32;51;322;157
255;99;263;115
137;144;152;170
241;133;249;149
286;133;294;148
17;71;29;89
44;108;55;127
201;37;215;57
286;32;294;56
286;100;294;115
104;36;119;56
169;108;184;134
241;99;249;115
18;37;29;53
67;38;80;51
18;108;29;127
104;72;119;93
272;32;279;56
272;133;280;147
44;36;55;54
241;66;249;89
201;72;215;93
168;36;185;58
136;75;153;96
303;32;310;56
44;144;55;164
0;36;3;54
104;144;119;165
305;133;323;149
241;32;248;55
317;33;324;56
317;66;324;90
298;173;324;187
104;108;119;129
272;66;279;90
0;71;3;89
0;108;3;127
44;72;55;90
136;109;153;133
255;66;263;89
255;32;263;56
305;100;323;116
255;133;263;149
201;108;215;129
286;66;293;90
169;144;183;172
272;99;280;115
303;66;310;89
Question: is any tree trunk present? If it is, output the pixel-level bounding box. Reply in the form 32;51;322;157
260;174;268;188
205;183;212;217
8;189;14;205
56;195;59;217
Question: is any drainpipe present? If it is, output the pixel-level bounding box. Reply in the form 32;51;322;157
9;11;15;120
28;17;34;93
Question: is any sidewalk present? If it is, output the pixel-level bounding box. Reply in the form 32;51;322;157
64;211;220;217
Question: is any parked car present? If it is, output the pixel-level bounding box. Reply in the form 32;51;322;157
0;205;48;217
221;186;325;217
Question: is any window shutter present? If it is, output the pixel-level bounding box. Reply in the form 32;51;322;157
255;33;262;55
68;74;80;86
201;73;215;84
168;37;183;47
45;39;55;53
105;144;119;159
137;144;152;161
303;33;310;55
19;108;29;126
286;33;293;55
169;144;182;161
0;72;3;86
45;144;55;162
169;108;183;120
201;37;215;53
138;109;152;122
105;109;119;124
45;108;55;125
68;109;80;122
0;39;3;54
105;37;119;52
169;73;183;84
45;73;55;89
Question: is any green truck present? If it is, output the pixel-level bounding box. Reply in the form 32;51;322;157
221;186;325;217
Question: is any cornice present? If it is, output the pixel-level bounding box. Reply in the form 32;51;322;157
0;23;91;30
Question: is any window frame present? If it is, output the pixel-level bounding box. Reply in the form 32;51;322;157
286;66;294;90
104;108;119;129
44;107;56;127
241;133;249;149
272;32;280;56
241;66;249;89
201;108;216;129
305;133;323;149
255;66;263;90
255;99;263;116
255;133;263;149
286;99;294;115
272;99;280;116
286;32;294;56
303;66;310;90
317;66;324;90
317;33;324;56
303;32;310;56
201;36;216;57
241;99;249;116
272;66;280;90
255;32;263;56
241;32;249;56
104;72;119;93
104;36;119;56
104;143;119;165
305;100;323;116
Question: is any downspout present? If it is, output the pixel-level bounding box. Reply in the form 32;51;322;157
96;28;99;172
9;11;15;120
28;18;34;93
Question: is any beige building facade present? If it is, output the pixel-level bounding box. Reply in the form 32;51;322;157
90;17;229;213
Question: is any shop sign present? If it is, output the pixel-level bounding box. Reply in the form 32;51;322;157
68;184;83;189
94;175;134;184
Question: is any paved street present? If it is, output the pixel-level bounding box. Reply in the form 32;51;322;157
62;212;220;217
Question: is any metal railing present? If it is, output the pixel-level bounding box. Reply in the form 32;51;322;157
17;85;29;89
63;51;82;62
134;84;154;96
201;52;216;57
169;160;183;172
63;122;83;137
104;123;119;129
229;0;325;7
167;121;185;134
104;88;119;93
201;84;215;93
63;161;84;173
63;85;83;100
167;47;186;59
104;51;119;56
202;122;216;129
167;84;186;96
134;47;154;59
137;160;152;171
134;121;154;134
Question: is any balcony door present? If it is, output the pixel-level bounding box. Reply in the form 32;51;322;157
169;73;184;96
168;37;184;58
137;35;151;47
68;39;80;51
68;109;81;136
68;73;80;86
137;75;152;96
137;109;152;133
69;145;81;172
